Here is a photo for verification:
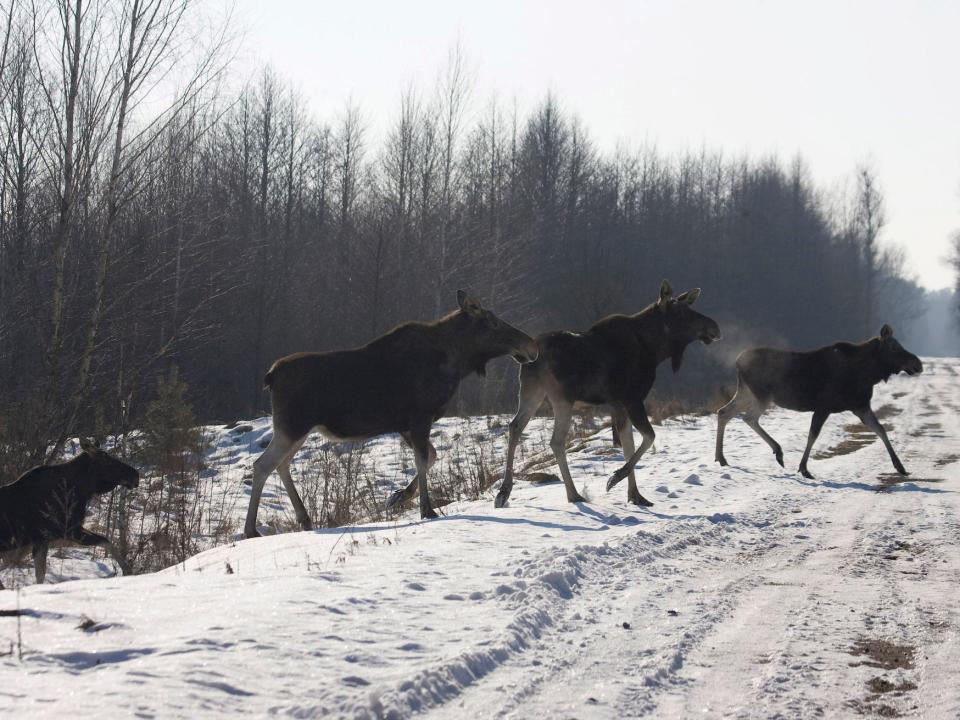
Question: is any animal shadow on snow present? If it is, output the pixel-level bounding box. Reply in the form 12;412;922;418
244;520;424;539
438;512;614;533
31;647;156;671
185;678;256;697
720;460;949;495
791;474;951;495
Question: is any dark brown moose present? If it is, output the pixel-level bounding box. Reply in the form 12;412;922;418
244;291;538;537
715;324;923;478
0;441;139;586
497;280;721;508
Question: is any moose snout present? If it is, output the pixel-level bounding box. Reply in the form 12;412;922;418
701;322;722;345
124;470;141;489
905;357;923;376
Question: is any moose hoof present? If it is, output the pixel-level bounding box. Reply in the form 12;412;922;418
567;492;587;503
775;453;785;468
628;494;654;507
799;467;814;480
717;456;728;467
895;465;910;477
494;490;510;509
606;473;625;492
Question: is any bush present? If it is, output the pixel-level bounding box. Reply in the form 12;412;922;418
137;366;206;474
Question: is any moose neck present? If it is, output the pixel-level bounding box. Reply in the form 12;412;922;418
432;311;498;378
629;304;680;370
66;453;98;497
855;338;898;386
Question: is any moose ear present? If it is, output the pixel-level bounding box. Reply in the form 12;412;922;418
880;324;893;340
658;279;673;308
675;287;701;305
457;290;484;317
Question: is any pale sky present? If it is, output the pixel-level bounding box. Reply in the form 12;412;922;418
232;0;960;290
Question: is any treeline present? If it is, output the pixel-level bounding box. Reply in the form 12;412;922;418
952;234;960;323
0;1;924;474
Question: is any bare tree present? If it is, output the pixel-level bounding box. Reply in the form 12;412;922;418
35;0;106;454
49;0;232;458
334;100;365;235
431;43;471;316
856;164;886;334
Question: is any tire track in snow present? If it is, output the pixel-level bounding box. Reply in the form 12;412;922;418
427;498;805;717
369;517;754;719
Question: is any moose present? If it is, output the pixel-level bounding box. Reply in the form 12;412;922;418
715;324;923;478
244;291;538;537
0;441;139;586
496;280;721;508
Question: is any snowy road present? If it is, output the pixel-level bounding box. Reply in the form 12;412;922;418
2;359;958;718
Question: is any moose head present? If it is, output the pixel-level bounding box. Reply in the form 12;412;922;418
79;439;140;493
457;290;539;375
875;324;923;380
656;280;722;371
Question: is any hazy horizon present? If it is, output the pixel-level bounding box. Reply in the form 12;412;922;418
232;0;959;291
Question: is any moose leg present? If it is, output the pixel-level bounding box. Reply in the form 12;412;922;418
70;529;131;575
244;430;298;538
275;436;311;530
32;541;49;584
496;378;546;508
716;378;755;466
610;405;638;493
743;414;784;468
737;393;784;468
1;548;28;587
549;400;586;503
607;403;655;506
71;528;111;546
855;406;909;476
387;434;437;510
798;410;830;479
408;422;439;519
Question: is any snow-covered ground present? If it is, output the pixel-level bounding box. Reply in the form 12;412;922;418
1;358;958;718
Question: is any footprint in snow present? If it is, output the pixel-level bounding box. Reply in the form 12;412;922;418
342;676;370;687
406;582;426;591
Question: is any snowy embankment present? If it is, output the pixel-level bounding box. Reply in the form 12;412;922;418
2;359;959;718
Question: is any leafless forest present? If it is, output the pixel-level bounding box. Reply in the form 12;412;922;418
0;0;934;483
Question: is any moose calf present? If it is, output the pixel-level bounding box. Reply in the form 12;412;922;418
0;441;139;586
715;324;923;478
